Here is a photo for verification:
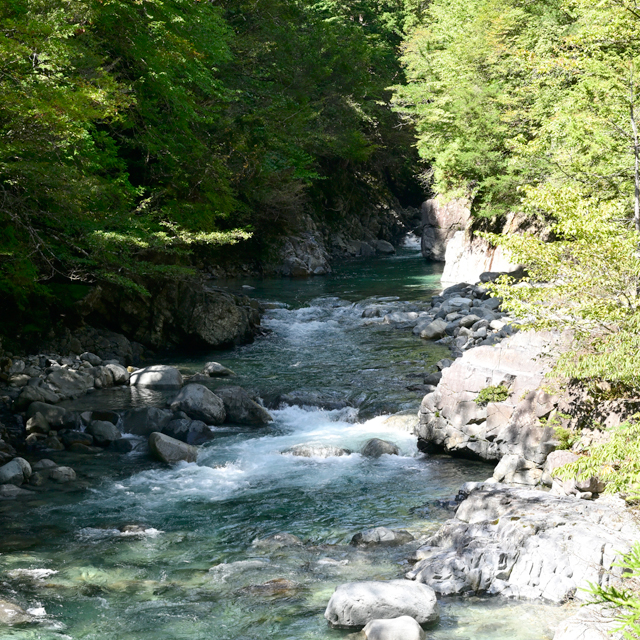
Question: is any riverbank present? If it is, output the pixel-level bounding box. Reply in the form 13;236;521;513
0;247;632;640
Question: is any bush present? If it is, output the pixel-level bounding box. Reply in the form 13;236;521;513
475;385;510;406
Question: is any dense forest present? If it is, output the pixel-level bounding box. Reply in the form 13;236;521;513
0;0;422;339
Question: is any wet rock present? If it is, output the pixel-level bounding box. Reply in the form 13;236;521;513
169;384;226;425
363;616;426;640
283;444;351;458
149;432;197;464
32;459;57;472
324;580;439;628
121;407;173;437
361;439;399;458
104;363;130;385
274;391;350;410
252;532;303;549
420;320;448;340
130;365;183;388
0;599;32;625
350;527;414;547
241;578;300;596
215;386;272;425
163;418;216;445
87;420;121;446
14;384;60;410
85;410;120;425
25;402;68;427
68;443;100;454
109;438;134;453
49;466;76;483
203;362;235;377
0;458;31;486
60;430;94;448
376;240;396;255
26;412;50;435
407;484;638;603
0;484;32;499
42;435;64;451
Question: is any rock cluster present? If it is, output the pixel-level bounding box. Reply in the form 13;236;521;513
406;483;638;603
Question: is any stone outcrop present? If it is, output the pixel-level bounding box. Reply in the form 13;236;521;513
79;277;262;350
279;234;332;277
420;197;471;261
325;580;439;628
407;483;638;603
148;432;198;464
415;330;572;482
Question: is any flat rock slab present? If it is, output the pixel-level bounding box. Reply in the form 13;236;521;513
324;580;439;628
407;484;638;603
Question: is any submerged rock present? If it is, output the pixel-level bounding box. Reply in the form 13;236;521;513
215;386;272;425
283;444;351;458
363;616;426;640
130;365;183;388
324;580;439;628
203;362;235;377
350;527;414;547
252;532;303;549
169;384;226;425
0;599;31;625
149;432;198;464
361;439;399;458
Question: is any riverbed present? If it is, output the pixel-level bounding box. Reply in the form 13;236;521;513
0;247;567;639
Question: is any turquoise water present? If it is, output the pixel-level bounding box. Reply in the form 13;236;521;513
1;247;567;639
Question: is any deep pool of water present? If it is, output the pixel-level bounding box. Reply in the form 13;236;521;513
0;246;568;639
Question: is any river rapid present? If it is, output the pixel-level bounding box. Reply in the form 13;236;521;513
0;246;566;639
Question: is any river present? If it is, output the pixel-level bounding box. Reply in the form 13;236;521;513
0;245;566;639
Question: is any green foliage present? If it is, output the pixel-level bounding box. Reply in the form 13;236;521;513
556;421;640;497
475;384;510;406
553;427;578;450
589;543;640;639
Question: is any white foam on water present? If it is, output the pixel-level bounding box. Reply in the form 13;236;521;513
7;568;58;580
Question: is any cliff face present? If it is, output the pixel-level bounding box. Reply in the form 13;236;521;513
420;197;471;261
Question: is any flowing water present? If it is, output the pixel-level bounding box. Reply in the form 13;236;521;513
0;246;568;639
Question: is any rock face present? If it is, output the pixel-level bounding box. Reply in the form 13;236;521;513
363;616;426;640
80;278;261;350
130;365;183;388
279;234;332;277
361;438;399;458
351;527;414;547
169;384;226;424
324;580;439;628
415;330;572;478
406;483;638;603
148;432;198;464
283;444;351;458
420;197;471;261
214;386;273;425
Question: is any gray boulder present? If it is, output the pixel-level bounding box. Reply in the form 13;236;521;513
361;439;399;458
351;527;414;547
25;402;68;427
49;466;76;483
363;616;426;640
104;363;130;385
45;367;94;398
130;365;183;388
121;407;173;437
26;412;50;435
324;580;439;628
163;419;216;445
203;362;235;377
32;459;57;472
420;320;448;340
61;430;93;448
0;458;31;486
283;444;351;458
215;386;272;425
376;240;396;255
542;450;580;486
0;599;32;625
81;352;102;366
149;432;197;464
87;420;122;446
169;384;226;424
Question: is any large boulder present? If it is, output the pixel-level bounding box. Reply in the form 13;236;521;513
351;527;414;547
86;420;122;446
45;367;94;398
130;365;183;388
163;419;216;445
214;386;273;425
25;402;69;427
121;407;173;437
363;616;426;640
203;362;235;377
419;320;448;340
324;580;439;628
0;458;31;486
376;240;396;255
361;439;399;458
149;432;198;464
169;384;226;425
283;444;351;458
420;197;470;261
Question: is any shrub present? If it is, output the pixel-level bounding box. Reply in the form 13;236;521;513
475;385;510;406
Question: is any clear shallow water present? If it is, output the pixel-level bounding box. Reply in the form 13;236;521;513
2;248;569;639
